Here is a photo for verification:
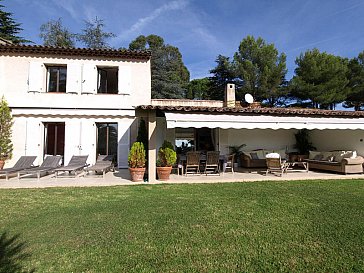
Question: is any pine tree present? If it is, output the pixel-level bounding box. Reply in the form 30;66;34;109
40;18;75;47
129;34;190;99
0;0;30;44
77;17;115;49
0;96;13;161
209;55;236;100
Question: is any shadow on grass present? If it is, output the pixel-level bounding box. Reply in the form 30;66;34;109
0;231;35;273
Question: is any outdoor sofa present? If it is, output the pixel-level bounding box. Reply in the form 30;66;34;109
305;150;364;174
241;149;287;168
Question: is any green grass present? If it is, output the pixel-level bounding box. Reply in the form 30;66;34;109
1;179;364;272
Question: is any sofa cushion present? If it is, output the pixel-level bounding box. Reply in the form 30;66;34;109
250;152;259;160
256;150;266;159
274;149;287;159
309;151;321;160
313;154;324;160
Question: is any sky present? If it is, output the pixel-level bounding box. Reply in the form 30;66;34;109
5;0;364;80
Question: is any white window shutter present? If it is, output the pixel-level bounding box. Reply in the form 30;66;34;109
28;62;44;92
66;63;82;94
82;64;97;94
118;123;130;168
118;66;132;95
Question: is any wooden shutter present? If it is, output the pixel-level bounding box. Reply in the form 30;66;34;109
66;63;82;94
28;62;44;92
118;66;132;95
81;64;97;94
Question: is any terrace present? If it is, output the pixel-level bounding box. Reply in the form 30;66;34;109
0;168;363;189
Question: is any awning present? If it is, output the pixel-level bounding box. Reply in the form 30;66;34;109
165;112;364;130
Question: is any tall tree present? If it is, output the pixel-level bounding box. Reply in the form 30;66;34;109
344;51;364;110
209;55;236;100
186;78;210;100
233;35;287;106
290;48;349;109
0;0;30;44
77;17;115;49
40;18;75;47
129;34;190;99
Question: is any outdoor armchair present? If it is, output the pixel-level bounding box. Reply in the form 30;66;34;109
204;151;220;175
265;153;289;176
185;151;201;175
0;156;37;180
54;155;89;178
17;155;62;180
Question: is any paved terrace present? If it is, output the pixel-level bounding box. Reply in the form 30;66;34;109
0;168;363;189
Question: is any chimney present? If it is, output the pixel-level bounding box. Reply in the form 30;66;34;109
224;83;235;107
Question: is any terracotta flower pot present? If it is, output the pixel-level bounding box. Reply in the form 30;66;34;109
0;160;4;170
156;166;172;181
129;167;145;182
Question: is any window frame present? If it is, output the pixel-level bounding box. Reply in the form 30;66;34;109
46;65;67;93
97;66;119;94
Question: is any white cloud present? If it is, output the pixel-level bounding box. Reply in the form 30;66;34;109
51;0;80;22
113;0;189;43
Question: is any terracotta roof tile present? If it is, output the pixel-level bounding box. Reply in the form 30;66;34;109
0;44;151;60
137;105;364;118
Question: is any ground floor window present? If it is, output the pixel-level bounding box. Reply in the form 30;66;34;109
44;122;65;157
96;123;118;159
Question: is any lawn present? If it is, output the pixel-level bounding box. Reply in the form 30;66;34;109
1;179;364;272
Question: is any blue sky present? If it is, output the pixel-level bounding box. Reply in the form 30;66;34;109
5;0;364;80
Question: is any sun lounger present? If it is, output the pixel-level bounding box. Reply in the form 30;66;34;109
54;155;89;178
85;155;115;178
0;156;37;180
17;155;62;180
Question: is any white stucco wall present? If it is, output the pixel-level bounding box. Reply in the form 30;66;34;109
219;128;297;154
311;129;364;156
0;54;151;109
10;115;134;168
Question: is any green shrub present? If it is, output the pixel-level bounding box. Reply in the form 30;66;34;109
0;96;13;160
128;142;146;168
157;141;177;167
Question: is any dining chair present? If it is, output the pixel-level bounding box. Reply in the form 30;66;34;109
185;151;201;175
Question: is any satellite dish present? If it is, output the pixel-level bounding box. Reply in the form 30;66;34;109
244;93;254;104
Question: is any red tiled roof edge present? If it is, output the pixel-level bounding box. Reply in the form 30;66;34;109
136;105;364;118
0;44;151;60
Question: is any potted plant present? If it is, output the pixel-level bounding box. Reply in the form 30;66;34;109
128;142;146;182
0;96;13;169
229;144;246;168
292;129;315;161
156;141;177;181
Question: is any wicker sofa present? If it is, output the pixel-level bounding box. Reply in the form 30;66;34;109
241;149;286;168
305;151;364;174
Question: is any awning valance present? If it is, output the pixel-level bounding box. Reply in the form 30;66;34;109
165;112;364;130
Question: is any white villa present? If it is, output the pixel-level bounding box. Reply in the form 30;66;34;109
0;44;151;169
1;44;364;182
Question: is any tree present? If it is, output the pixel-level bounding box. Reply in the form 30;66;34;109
209;55;236;100
233;36;287;106
129;34;190;99
136;118;148;156
344;51;364;110
290;48;349;109
0;0;30;44
77;17;115;49
0;96;13;161
186;78;210;100
40;18;75;47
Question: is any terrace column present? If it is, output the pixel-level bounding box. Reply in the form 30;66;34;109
148;110;157;182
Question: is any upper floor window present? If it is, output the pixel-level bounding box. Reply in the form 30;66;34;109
47;66;67;92
97;67;118;94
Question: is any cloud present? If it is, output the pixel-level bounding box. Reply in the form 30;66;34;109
113;0;189;43
51;0;80;22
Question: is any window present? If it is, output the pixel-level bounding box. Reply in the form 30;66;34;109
96;123;118;157
97;67;118;94
47;66;67;92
